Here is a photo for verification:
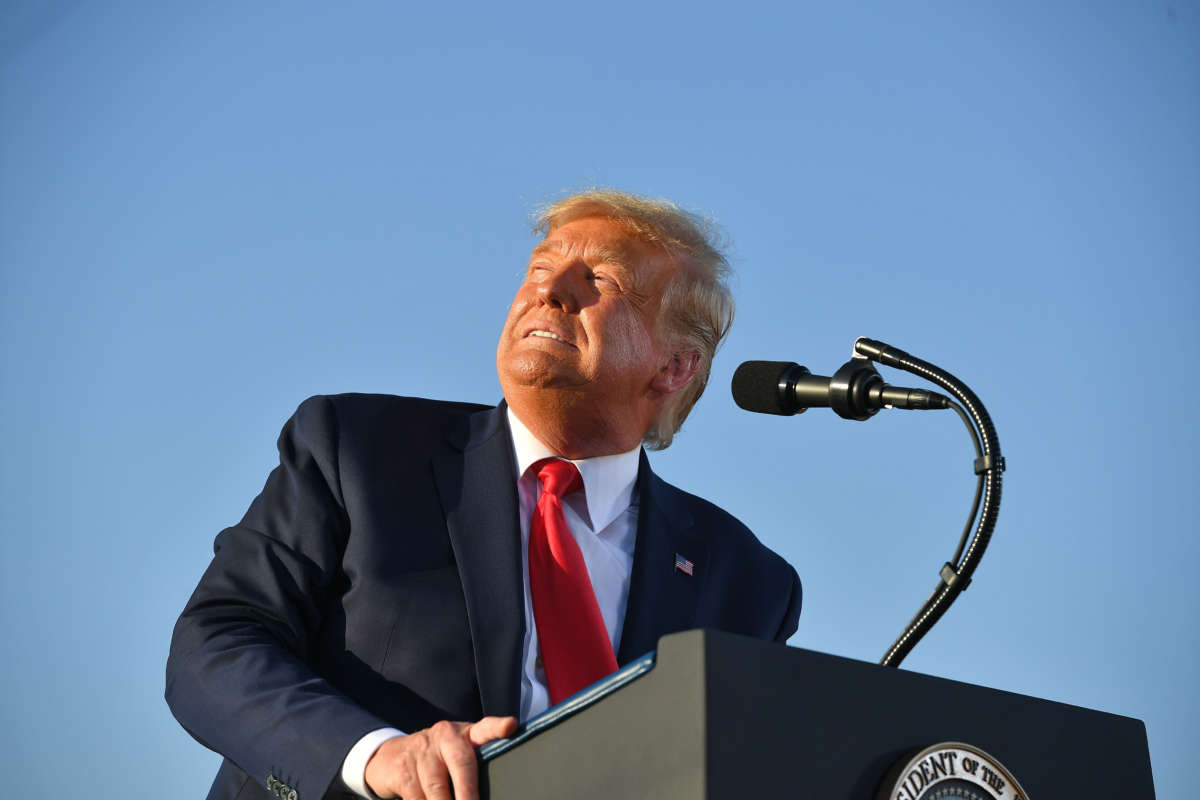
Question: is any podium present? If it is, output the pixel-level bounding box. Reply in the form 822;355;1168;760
480;629;1154;798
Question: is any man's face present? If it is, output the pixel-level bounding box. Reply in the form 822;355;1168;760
496;216;679;427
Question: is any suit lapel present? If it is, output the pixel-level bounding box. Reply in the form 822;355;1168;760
616;453;708;663
432;403;524;718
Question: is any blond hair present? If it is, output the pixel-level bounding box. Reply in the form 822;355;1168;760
533;189;734;449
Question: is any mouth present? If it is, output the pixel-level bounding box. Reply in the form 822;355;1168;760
523;327;576;348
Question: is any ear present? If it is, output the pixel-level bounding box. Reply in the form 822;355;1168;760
650;351;701;396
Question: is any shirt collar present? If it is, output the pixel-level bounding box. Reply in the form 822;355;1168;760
506;406;640;533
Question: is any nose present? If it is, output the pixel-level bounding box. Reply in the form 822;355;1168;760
536;261;584;313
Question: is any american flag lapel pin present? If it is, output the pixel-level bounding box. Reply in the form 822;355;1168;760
674;553;694;576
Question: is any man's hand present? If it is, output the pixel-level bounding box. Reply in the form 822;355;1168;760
364;716;518;800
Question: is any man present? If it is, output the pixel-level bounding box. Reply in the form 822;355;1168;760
167;190;801;800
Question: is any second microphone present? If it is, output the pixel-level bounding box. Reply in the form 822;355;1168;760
732;358;951;421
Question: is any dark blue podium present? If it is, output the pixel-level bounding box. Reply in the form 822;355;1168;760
479;629;1154;798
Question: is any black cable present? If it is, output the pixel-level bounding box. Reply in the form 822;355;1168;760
947;401;984;567
890;401;983;648
853;338;1005;668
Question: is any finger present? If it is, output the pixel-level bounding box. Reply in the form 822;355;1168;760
439;732;482;800
466;715;518;746
415;746;453;800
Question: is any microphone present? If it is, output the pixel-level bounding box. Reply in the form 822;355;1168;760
731;358;951;420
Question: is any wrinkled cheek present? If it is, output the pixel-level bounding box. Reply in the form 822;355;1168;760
609;319;657;368
498;299;529;342
496;306;519;366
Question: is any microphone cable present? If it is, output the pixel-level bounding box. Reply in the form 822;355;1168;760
851;337;1005;668
731;337;1005;667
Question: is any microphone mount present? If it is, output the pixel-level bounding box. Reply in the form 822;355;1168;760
732;337;1005;668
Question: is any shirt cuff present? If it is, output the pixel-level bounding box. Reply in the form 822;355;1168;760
342;727;405;799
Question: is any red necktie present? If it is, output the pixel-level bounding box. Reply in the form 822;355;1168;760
528;458;619;704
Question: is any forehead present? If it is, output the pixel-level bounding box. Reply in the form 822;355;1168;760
535;216;671;272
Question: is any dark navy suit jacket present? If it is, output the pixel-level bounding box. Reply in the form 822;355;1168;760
166;394;801;800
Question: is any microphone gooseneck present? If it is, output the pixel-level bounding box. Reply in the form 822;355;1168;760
730;337;1004;669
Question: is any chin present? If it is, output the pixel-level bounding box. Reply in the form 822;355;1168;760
499;353;576;390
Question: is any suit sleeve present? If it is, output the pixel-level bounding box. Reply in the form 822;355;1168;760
773;563;803;643
165;396;389;800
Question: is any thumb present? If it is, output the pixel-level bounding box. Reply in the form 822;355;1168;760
467;715;518;746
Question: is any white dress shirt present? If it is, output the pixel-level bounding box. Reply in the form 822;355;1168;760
341;407;641;798
507;408;640;720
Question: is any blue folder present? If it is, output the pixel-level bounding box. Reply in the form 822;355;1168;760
478;650;658;761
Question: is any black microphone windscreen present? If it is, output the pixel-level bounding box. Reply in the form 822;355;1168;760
731;361;797;415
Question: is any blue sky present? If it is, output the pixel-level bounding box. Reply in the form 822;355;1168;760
1;2;1196;797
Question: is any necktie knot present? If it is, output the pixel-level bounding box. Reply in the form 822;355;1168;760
535;458;582;499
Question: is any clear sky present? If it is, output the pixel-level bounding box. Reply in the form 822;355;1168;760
1;2;1196;797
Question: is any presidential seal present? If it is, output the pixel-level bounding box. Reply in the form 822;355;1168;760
877;742;1029;800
